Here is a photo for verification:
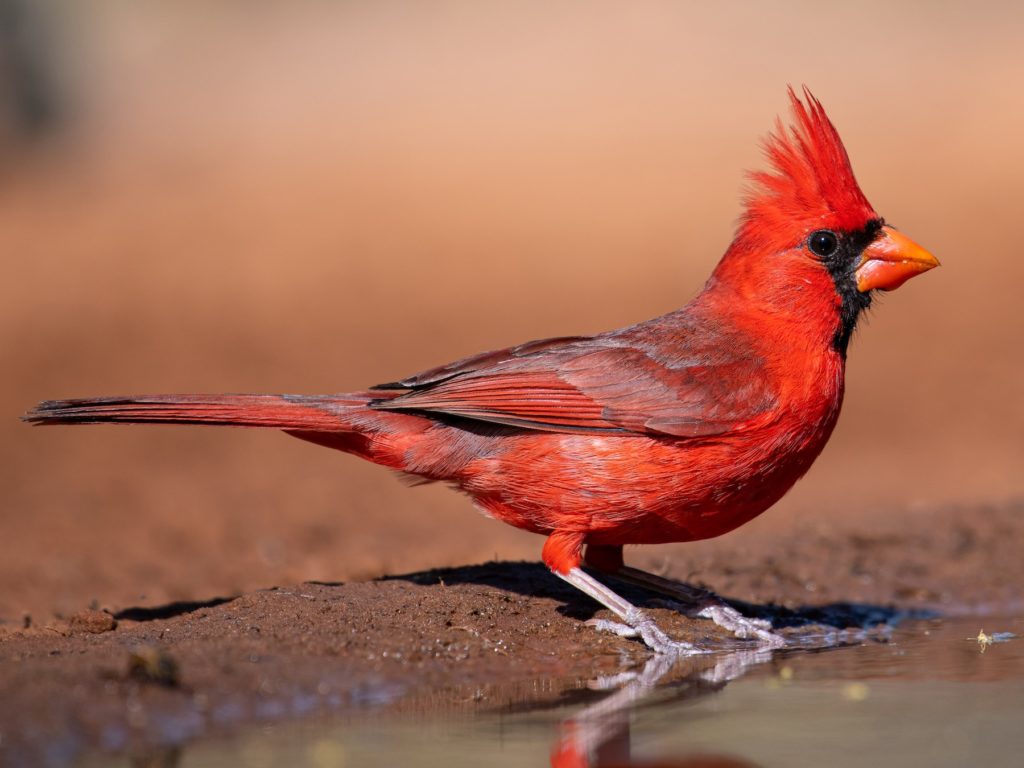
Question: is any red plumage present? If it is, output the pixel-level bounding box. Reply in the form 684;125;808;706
25;89;938;653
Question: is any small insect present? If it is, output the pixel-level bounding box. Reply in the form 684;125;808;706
972;629;1016;653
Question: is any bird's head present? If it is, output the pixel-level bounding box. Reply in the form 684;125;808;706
710;87;939;355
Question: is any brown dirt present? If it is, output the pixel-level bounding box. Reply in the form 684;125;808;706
1;500;1021;764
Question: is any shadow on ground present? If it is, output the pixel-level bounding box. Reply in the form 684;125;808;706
386;561;927;632
113;596;237;622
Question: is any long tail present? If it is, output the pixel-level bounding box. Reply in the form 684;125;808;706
22;394;374;431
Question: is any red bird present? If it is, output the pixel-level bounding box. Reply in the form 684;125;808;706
25;89;938;653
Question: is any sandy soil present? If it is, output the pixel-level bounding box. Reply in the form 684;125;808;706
1;500;1021;765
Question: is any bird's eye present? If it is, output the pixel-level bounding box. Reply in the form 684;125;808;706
808;230;839;257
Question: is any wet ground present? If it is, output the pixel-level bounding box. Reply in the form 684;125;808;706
1;502;1021;767
106;616;1019;768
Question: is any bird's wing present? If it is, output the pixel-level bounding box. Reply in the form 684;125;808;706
371;335;589;390
371;333;777;438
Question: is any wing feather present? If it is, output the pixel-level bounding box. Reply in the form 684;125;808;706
372;328;777;438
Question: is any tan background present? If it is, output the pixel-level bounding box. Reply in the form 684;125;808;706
2;1;1021;619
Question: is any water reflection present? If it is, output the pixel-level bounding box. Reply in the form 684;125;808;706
551;650;771;768
78;616;1022;767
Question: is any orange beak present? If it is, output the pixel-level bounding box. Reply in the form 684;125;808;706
855;226;939;292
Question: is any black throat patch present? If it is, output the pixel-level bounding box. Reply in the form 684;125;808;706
818;218;883;356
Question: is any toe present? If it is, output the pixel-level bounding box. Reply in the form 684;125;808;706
586;618;641;639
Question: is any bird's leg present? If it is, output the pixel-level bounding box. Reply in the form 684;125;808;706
554;567;705;656
543;531;703;655
584;545;785;648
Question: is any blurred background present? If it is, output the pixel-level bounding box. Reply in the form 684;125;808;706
2;1;1021;620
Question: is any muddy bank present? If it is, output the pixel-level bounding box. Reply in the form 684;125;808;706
0;500;1019;765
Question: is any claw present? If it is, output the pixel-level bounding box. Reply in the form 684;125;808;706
588;608;708;656
586;618;640;639
696;603;786;648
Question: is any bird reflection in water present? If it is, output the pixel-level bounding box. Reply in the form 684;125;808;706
551;649;771;768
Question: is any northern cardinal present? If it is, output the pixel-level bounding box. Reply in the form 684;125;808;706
25;89;938;653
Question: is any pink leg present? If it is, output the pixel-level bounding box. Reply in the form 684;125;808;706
543;533;702;655
554;567;704;655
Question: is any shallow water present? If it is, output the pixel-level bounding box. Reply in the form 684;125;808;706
85;616;1022;768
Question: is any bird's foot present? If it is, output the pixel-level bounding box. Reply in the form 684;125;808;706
607;566;785;648
586;607;708;656
695;601;785;648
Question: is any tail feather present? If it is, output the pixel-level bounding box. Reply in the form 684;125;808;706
22;394;362;431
